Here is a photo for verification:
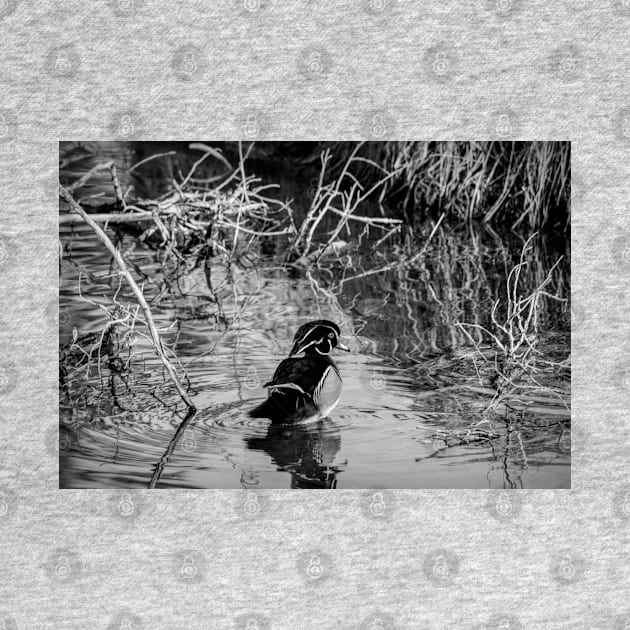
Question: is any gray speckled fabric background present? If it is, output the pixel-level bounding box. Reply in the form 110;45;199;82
0;0;628;628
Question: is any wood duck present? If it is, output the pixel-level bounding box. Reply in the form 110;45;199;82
248;320;349;424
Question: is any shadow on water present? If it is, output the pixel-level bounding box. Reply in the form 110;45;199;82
58;141;571;489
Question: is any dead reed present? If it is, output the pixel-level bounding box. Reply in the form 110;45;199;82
287;143;403;263
322;141;570;232
456;234;568;413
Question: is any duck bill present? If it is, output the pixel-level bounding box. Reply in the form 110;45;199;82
337;342;350;352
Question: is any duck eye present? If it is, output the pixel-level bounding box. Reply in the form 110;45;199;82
328;332;335;339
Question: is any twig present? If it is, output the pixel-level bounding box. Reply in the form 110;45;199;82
181;144;231;189
337;212;445;287
66;161;114;192
128;151;177;174
109;163;125;209
327;208;402;225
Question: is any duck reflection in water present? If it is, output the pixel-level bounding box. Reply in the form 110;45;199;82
246;418;345;489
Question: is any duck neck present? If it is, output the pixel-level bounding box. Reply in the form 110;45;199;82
304;347;334;365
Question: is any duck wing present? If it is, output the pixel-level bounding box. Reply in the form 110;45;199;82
263;357;324;398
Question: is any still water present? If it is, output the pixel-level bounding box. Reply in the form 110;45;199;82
59;142;570;489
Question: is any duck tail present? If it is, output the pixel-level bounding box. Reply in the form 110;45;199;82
248;398;276;419
248;394;304;422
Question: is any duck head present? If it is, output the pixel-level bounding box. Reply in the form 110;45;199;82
289;320;350;356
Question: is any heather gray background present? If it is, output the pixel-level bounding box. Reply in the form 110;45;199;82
0;0;628;628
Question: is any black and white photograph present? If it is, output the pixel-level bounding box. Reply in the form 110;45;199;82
58;140;571;489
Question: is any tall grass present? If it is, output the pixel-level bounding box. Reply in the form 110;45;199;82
322;141;570;233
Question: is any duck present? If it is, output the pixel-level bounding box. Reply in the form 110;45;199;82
248;320;349;424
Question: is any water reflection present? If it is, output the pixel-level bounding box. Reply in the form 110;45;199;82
246;419;344;489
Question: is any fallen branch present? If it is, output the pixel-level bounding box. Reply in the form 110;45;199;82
59;211;155;225
59;185;196;412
